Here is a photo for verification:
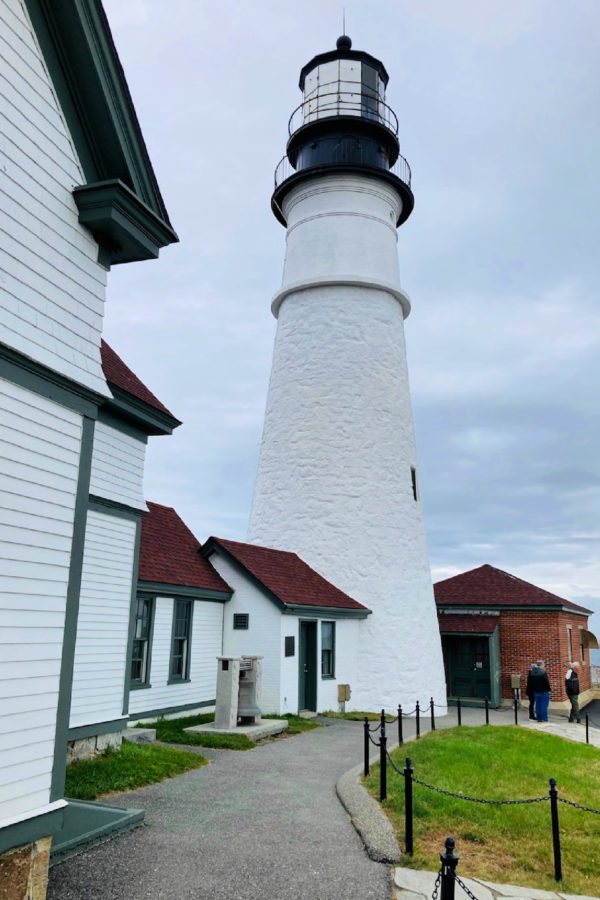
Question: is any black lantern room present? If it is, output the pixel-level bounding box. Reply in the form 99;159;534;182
272;35;414;227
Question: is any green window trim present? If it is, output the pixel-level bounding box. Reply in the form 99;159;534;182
169;599;193;682
130;596;154;687
321;621;335;679
233;613;249;630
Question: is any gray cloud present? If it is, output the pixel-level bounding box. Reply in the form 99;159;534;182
100;0;600;608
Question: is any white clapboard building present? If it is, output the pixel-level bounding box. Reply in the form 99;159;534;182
0;0;177;889
124;504;369;723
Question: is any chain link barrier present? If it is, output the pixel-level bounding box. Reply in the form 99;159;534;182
385;746;547;806
558;796;600;815
454;872;481;900
431;869;442;900
410;774;549;806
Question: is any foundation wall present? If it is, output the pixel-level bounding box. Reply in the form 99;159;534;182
0;836;52;900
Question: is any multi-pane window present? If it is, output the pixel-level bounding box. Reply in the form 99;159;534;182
567;627;573;663
170;599;192;681
131;596;153;685
321;621;335;677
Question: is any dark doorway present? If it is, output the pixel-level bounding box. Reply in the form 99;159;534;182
298;621;317;711
442;635;491;700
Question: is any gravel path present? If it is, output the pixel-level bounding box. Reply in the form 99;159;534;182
47;719;393;900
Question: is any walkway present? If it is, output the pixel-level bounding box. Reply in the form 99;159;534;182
47;709;600;900
47;718;392;900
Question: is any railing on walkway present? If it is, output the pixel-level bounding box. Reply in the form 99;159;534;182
362;701;600;884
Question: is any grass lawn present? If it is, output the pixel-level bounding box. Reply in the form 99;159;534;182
140;714;255;750
65;741;207;801
262;714;321;734
365;725;600;896
321;710;395;722
139;712;319;748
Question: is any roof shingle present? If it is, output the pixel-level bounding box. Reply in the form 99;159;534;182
139;502;232;594
434;564;591;614
204;537;368;611
437;613;499;634
100;340;178;419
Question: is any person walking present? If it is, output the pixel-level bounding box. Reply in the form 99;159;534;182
525;663;537;720
565;661;582;723
529;659;551;723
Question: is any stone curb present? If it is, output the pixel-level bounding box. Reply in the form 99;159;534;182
335;759;401;863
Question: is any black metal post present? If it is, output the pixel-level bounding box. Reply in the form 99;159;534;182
379;716;387;802
440;836;459;900
457;697;462;726
398;705;403;746
403;757;414;856
485;696;489;725
430;697;436;731
513;692;518;725
549;778;562;882
416;700;420;739
586;713;589;744
363;716;370;777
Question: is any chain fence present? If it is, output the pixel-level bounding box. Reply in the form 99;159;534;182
362;701;600;885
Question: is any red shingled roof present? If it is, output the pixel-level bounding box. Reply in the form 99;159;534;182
434;565;591;614
203;537;368;611
100;340;177;419
437;613;498;634
139;502;232;593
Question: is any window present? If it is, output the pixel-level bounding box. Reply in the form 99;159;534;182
233;613;249;630
321;621;335;678
579;628;585;663
170;599;192;681
567;627;573;663
285;636;295;657
411;467;418;501
131;596;153;686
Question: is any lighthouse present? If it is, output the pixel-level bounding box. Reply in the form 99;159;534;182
247;36;447;712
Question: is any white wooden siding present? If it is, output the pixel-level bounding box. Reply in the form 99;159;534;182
69;511;137;728
0;0;109;397
0;377;81;821
89;421;147;511
214;555;283;714
128;597;223;717
316;617;361;712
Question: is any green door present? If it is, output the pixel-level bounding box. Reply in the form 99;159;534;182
299;621;317;711
443;635;491;699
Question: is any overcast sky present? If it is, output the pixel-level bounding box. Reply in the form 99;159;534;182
99;0;600;625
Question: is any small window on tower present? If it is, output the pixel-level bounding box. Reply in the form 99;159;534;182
411;467;418;501
233;613;249;630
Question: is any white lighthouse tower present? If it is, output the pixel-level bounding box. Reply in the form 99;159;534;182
247;36;447;712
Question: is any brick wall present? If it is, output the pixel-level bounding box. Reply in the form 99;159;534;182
498;609;590;701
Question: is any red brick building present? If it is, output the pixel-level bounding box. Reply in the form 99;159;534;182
434;565;597;711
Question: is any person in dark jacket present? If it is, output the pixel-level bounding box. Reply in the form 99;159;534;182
565;661;581;723
529;660;551;723
525;664;537;720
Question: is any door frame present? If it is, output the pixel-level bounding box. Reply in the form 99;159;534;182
441;628;501;708
298;620;318;712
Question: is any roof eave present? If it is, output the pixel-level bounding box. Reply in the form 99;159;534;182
105;385;181;435
25;0;178;265
137;580;232;602
436;603;591;616
283;604;370;619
